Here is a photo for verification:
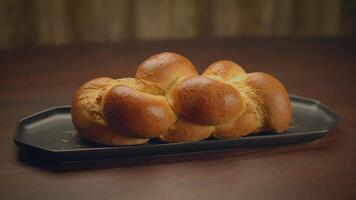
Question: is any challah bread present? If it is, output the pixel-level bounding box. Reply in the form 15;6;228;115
103;85;177;139
71;52;291;146
169;76;244;125
203;61;291;138
71;77;149;145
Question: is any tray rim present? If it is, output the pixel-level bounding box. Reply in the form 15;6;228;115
13;94;341;154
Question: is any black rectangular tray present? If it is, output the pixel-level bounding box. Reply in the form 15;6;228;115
14;95;340;163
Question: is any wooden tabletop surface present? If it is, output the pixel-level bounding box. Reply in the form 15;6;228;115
0;38;355;200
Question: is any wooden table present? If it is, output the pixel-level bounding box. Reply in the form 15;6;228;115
0;38;355;200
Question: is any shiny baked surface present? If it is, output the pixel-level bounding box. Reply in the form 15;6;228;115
71;52;291;145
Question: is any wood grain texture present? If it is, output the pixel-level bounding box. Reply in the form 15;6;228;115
273;0;295;35
0;0;29;48
134;0;197;40
341;0;356;36
0;38;355;200
0;0;355;49
29;0;72;45
72;0;130;43
321;0;342;36
292;0;324;36
212;0;239;37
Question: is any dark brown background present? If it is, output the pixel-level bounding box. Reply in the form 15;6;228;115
0;38;355;199
1;0;356;49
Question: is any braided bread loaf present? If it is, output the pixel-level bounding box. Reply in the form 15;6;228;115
71;52;291;146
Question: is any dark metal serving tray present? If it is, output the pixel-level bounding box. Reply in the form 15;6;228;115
14;95;340;163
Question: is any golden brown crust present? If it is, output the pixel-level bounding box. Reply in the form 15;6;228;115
71;77;149;146
71;52;291;145
102;85;177;138
170;76;244;125
203;60;246;80
244;72;291;132
159;118;214;142
136;52;198;93
213;100;262;138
